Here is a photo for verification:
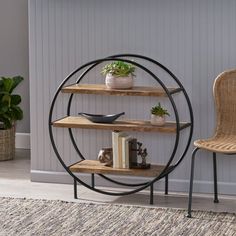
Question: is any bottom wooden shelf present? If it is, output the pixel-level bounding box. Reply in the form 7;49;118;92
69;160;167;177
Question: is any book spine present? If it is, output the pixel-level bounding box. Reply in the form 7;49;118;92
122;137;132;169
121;137;127;168
125;139;130;169
118;136;123;168
129;138;137;167
112;131;120;168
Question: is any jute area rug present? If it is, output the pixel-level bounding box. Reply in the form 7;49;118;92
0;198;235;236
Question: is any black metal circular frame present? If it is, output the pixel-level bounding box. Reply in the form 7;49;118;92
48;54;194;196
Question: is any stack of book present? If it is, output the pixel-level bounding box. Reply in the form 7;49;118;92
112;131;137;169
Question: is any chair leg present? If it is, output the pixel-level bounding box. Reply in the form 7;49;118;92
150;183;154;205
213;152;219;203
187;147;199;218
165;175;168;195
91;173;95;188
74;178;78;199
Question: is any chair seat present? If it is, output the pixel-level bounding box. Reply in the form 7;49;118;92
194;134;236;154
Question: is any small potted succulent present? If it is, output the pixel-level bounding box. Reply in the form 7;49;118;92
0;76;24;160
101;61;135;89
150;102;170;126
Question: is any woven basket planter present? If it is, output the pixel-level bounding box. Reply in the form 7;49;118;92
0;126;15;161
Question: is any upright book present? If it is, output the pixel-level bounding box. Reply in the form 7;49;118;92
117;133;129;168
121;136;133;168
112;131;127;168
129;138;138;168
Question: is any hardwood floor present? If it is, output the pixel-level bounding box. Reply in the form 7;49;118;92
0;149;235;213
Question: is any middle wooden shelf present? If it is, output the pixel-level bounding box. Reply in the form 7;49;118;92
52;116;190;133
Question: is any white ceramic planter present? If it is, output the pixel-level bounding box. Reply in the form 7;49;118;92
150;114;166;126
105;74;133;89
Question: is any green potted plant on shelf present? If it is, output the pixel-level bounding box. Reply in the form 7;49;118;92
0;76;24;160
150;102;170;126
101;61;136;89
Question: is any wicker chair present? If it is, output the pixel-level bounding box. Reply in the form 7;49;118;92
187;69;236;218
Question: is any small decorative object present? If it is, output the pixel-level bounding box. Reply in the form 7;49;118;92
0;76;24;161
101;61;135;89
78;112;125;123
150;102;170;126
130;141;150;169
137;142;148;167
98;148;113;166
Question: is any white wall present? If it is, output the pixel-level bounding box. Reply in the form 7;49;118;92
29;0;236;194
0;0;29;133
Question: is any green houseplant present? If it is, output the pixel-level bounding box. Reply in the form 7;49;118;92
0;76;24;160
150;102;170;126
101;61;135;89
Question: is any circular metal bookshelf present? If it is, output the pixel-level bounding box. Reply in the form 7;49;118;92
48;54;193;202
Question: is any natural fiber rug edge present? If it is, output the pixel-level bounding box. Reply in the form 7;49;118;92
1;196;235;217
0;197;235;236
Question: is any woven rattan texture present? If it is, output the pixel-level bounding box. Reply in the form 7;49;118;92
194;69;236;153
0;126;15;161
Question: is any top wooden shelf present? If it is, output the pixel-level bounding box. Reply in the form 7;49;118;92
61;84;182;97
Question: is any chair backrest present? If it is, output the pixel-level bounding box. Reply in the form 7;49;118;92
213;69;236;136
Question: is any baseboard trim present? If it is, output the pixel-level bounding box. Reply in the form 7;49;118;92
31;170;236;195
16;133;30;149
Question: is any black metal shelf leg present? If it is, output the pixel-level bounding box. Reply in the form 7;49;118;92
165;175;168;195
74;178;78;199
150;183;154;205
187;147;199;218
91;173;95;188
213;153;219;203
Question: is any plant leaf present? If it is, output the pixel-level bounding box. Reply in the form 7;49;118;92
11;95;21;105
0;76;23;128
0;105;8;114
2;78;13;93
10;76;24;93
10;105;23;121
0;91;10;95
2;94;11;105
0;116;11;129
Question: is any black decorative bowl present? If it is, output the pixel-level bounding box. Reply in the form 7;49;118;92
78;112;125;123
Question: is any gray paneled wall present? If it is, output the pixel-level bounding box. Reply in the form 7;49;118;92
0;0;29;133
29;0;236;194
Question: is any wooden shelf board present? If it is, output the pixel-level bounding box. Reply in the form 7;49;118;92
52;116;190;133
61;84;181;97
69;160;167;177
